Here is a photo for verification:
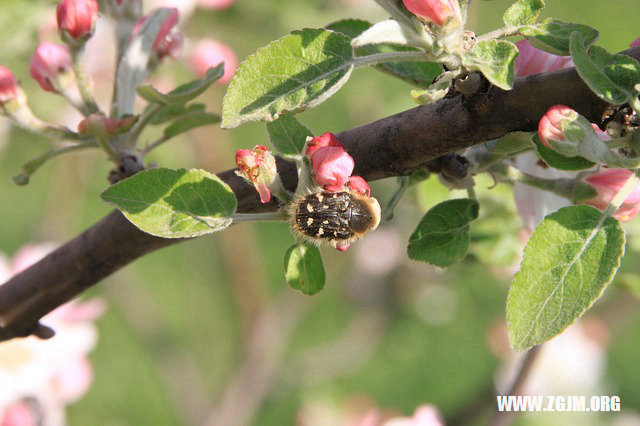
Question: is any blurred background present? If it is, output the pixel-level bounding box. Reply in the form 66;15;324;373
1;0;640;425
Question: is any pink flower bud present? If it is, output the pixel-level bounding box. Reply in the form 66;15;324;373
235;145;277;203
189;39;237;84
1;402;38;426
584;168;640;221
347;175;370;196
630;37;640;48
131;8;181;60
56;0;99;41
591;123;611;142
402;0;462;26
0;66;21;106
311;146;355;192
305;132;343;159
515;40;573;78
29;42;73;93
198;0;236;10
537;104;577;148
78;113;138;136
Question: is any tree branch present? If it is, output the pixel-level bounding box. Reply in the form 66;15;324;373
1;46;637;342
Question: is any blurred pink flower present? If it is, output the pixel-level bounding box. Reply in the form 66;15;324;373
0;66;21;106
514;40;573;77
0;243;105;426
630;37;640;48
56;0;99;41
197;0;235;10
402;0;461;26
29;42;73;93
312;146;355;192
189;39;237;84
0;402;37;426
584;168;640;221
383;405;445;426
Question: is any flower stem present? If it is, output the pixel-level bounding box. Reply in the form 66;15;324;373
71;47;100;115
604;169;640;217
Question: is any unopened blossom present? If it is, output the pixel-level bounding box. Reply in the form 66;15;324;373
197;0;236;10
235;145;277;203
0;243;105;426
538;104;578;148
305;132;343;159
311;146;355;192
0;66;21;106
630;37;640;48
347;175;370;196
131;8;182;60
402;0;462;27
584;168;640;221
29;42;74;93
514;40;573;78
56;0;99;41
189;39;237;84
78;113;138;136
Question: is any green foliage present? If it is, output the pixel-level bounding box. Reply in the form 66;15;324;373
533;134;596;170
408;198;480;267
463;40;519;90
284;243;326;295
101;168;237;238
507;205;625;351
162;112;221;139
137;65;225;105
503;0;545;27
221;29;355;128
523;18;599;55
266;115;314;160
148;103;207;125
570;32;640;106
485;131;534;154
326;19;442;88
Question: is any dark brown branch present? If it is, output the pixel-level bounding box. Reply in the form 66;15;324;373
1;47;638;342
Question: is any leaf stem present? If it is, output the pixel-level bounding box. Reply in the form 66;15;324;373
352;51;437;67
233;212;288;222
382;176;410;221
477;26;523;42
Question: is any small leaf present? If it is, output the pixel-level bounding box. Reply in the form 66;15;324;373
101;168;237;238
408;198;480;267
284;243;326;295
149;103;206;125
352;19;425;49
463;40;518;90
486;131;534;154
411;72;453;104
503;0;545;27
507;205;624;351
570;32;640;106
137;65;225;105
266;115;314;159
523;18;599;56
221;29;354;128
533;134;595;171
163;112;220;139
327;19;442;88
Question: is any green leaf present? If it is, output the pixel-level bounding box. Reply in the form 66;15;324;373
101;168;237;238
266;115;314;159
507;205;624;351
503;0;545;27
163;112;221;139
326;19;442;88
408;198;480;267
486;131;534;154
137;65;225;105
351;19;425;49
149;103;206;125
463;40;518;90
533;134;595;171
284;243;326;295
523;18;599;56
570;32;640;106
221;29;354;129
